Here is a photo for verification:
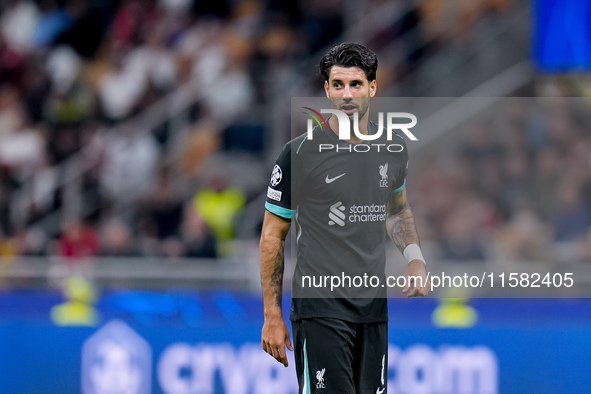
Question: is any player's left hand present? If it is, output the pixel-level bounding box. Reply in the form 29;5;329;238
402;259;430;297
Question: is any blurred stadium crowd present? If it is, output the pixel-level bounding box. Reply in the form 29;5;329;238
412;98;591;264
1;0;588;264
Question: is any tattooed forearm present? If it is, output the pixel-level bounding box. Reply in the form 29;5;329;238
260;211;291;315
271;240;285;307
386;189;420;253
387;206;419;253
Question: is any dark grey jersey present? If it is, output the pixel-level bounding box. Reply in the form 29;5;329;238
265;121;408;323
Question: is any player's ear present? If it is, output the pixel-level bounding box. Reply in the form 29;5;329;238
369;80;377;97
324;80;330;98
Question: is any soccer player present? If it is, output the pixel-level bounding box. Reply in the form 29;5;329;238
260;42;429;393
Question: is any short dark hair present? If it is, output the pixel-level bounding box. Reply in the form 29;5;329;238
319;42;378;82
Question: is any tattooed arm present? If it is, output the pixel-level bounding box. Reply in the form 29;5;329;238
386;188;430;297
386;188;420;252
260;210;293;366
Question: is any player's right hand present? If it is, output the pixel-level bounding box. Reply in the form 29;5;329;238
261;313;293;367
403;259;430;297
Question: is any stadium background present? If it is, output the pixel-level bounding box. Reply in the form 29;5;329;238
0;0;591;393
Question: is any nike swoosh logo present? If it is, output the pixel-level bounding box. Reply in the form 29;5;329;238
376;388;385;394
325;173;346;183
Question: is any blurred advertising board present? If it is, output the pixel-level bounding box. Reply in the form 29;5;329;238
0;291;590;393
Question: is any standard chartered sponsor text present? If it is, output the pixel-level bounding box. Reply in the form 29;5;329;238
301;272;574;292
348;204;386;222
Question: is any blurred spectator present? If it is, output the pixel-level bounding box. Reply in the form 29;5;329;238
552;183;591;242
0;29;26;79
161;236;184;259
22;60;50;123
14;225;47;256
99;218;138;257
178;120;219;177
54;0;104;58
133;23;178;92
158;0;192;15
146;175;183;240
494;208;551;261
32;0;73;48
0;112;44;175
530;148;560;220
181;204;217;258
197;29;255;121
0;229;17;261
100;123;159;206
461;122;504;166
0;0;39;54
439;195;492;261
499;150;531;215
59;218;99;260
193;176;244;256
579;230;591;263
420;0;509;43
0;84;22;139
45;45;82;96
0;168;13;237
299;0;343;53
98;44;148;121
112;0;151;47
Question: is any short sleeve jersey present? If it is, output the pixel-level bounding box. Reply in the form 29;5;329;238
265;121;408;323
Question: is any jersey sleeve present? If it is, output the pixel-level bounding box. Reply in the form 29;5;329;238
391;136;409;193
265;142;296;220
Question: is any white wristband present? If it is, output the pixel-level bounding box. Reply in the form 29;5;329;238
403;244;425;265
